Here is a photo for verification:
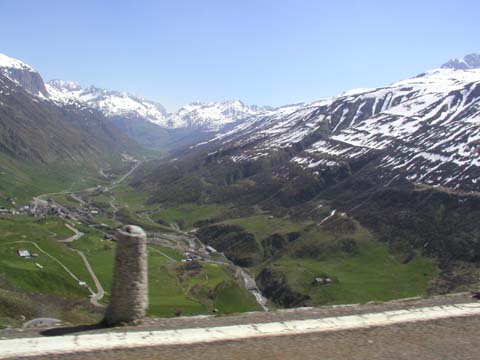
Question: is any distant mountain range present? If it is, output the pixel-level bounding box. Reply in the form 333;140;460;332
1;52;273;151
1;51;479;191
47;82;271;150
47;80;269;130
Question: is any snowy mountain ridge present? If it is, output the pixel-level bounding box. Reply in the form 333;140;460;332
0;53;36;73
0;53;49;97
2;50;480;190
201;66;480;192
46;79;267;130
46;80;170;126
441;53;480;70
0;53;267;131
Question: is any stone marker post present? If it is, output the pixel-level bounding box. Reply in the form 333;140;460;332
104;225;148;326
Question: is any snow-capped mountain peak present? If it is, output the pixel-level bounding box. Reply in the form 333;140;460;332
0;53;36;73
161;99;268;130
46;80;169;126
201;56;480;192
441;53;480;70
48;79;82;92
0;53;49;97
46;79;265;130
0;53;267;132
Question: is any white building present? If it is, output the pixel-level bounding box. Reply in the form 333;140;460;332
17;249;31;258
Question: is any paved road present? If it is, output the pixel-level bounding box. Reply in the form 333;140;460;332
106;161;142;190
56;224;105;308
90;316;480;360
60;224;84;243
72;249;105;307
21;316;480;360
2;297;480;359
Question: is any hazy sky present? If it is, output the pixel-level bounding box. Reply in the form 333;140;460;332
0;0;478;111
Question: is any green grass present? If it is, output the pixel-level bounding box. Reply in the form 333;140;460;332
151;246;185;262
272;240;437;305
110;184;154;212
93;215;120;229
253;217;438;306
68;224;258;316
224;214;311;241
0;156;110;205
116;208;173;232
0;287;101;329
69;226;115;295
172;261;261;315
152;204;228;230
0;216;92;297
148;253;206;316
214;282;262;313
49;193;82;207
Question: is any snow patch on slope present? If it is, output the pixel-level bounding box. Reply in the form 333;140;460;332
0;53;36;73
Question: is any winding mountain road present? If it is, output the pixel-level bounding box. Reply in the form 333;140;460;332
72;249;105;308
106;161;143;190
30;162;143;307
57;223;105;307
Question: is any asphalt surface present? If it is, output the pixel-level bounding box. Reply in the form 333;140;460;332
17;315;480;360
1;293;478;360
72;249;105;307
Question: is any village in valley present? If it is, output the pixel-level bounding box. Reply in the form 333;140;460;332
0;157;258;323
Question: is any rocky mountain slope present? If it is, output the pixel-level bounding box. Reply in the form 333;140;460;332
0;53;49;98
137;55;480;301
167;100;268;130
46;80;169;126
0;53;143;201
199;62;480;192
0;55;140;164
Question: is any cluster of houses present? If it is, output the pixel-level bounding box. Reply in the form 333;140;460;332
182;246;217;262
22;200;70;218
74;206;100;219
121;153;139;163
0;206;17;215
20;197;102;222
183;252;203;262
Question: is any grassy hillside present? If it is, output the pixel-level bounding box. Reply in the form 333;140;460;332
0;159;111;205
136;197;440;308
0;215;260;328
133;144;480;304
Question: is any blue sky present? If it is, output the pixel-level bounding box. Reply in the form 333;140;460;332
0;0;478;111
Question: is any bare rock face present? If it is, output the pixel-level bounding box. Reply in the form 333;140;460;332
0;67;49;97
441;53;480;70
104;225;148;326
